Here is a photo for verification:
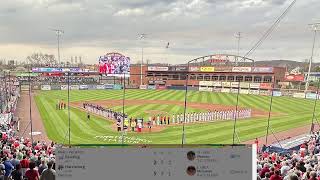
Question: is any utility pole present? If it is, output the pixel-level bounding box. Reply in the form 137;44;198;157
305;23;320;92
235;32;242;66
139;33;147;86
50;29;64;66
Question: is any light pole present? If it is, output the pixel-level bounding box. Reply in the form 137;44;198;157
305;23;320;91
235;32;242;66
50;29;64;66
139;33;147;86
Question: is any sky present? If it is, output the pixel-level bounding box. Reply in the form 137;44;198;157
0;0;319;64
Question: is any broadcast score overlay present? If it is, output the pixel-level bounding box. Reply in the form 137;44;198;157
56;144;257;180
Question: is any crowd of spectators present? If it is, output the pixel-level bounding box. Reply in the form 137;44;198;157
257;131;320;180
0;80;57;180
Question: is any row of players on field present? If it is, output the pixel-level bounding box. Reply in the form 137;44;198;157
83;103;252;125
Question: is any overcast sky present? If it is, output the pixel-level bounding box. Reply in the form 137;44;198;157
0;0;319;64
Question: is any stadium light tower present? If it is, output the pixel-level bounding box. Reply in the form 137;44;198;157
305;23;320;92
139;33;147;86
50;28;64;66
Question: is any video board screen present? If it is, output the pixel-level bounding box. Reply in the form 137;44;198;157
98;52;130;76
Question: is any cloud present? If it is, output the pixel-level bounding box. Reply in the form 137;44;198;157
0;0;319;64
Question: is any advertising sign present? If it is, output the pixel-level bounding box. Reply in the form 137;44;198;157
199;81;213;86
231;88;239;94
260;83;272;89
306;93;317;99
147;85;156;90
260;90;271;96
41;85;51;91
21;85;29;91
214;66;232;72
96;85;105;90
104;84;114;89
156;85;167;90
139;85;148;90
168;67;176;71
213;88;221;92
231;82;240;88
222;82;231;87
51;85;61;90
293;93;305;99
113;84;123;90
70;85;79;90
199;87;213;92
32;85;40;90
189;66;200;72
221;88;230;93
252;67;273;73
272;91;282;97
79;85;88;90
32;67;82;73
212;81;222;86
87;85;97;90
249;90;259;95
61;85;68;90
175;66;188;71
232;67;252;72
250;83;260;89
240;89;249;94
240;82;250;88
147;66;168;71
284;74;304;82
98;52;130;75
16;72;39;77
200;66;215;72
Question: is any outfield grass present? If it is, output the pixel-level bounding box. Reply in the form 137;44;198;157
34;89;319;145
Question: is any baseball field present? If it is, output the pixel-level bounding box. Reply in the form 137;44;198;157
34;89;318;145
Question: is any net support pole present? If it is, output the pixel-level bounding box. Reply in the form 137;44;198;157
265;82;275;145
232;80;241;145
68;72;71;147
121;73;126;145
182;61;191;146
28;65;33;144
310;80;320;133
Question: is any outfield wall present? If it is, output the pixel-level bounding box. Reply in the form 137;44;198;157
32;82;320;100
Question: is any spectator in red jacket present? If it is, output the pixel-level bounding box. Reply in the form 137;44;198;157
260;164;270;178
270;170;282;180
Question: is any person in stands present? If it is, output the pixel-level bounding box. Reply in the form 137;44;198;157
11;164;23;180
25;161;39;180
40;161;56;180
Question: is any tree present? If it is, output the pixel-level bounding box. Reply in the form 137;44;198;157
26;53;57;66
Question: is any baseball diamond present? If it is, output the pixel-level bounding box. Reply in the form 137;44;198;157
34;89;319;145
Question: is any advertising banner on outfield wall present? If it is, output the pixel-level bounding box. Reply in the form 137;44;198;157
147;66;168;71
272;91;282;97
284;74;304;82
281;91;293;96
139;85;148;90
70;85;79;90
32;85;40;90
104;84;114;89
250;83;260;89
156;85;167;90
213;88;221;92
249;90;259;95
199;81;213;86
61;85;68;90
96;85;105;90
260;83;272;89
87;85;97;90
293;93;305;99
41;85;51;91
79;85;88;90
306;93;318;99
240;82;250;88
21;85;29;91
240;89;249;94
113;84;123;90
189;66;200;72
199;86;213;92
213;81;222;86
232;67;252;72
231;82;240;88
148;85;156;90
252;67;273;73
51;85;61;90
200;66;215;72
260;90;271;96
230;88;239;94
222;82;231;87
221;88;231;93
168;67;176;71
